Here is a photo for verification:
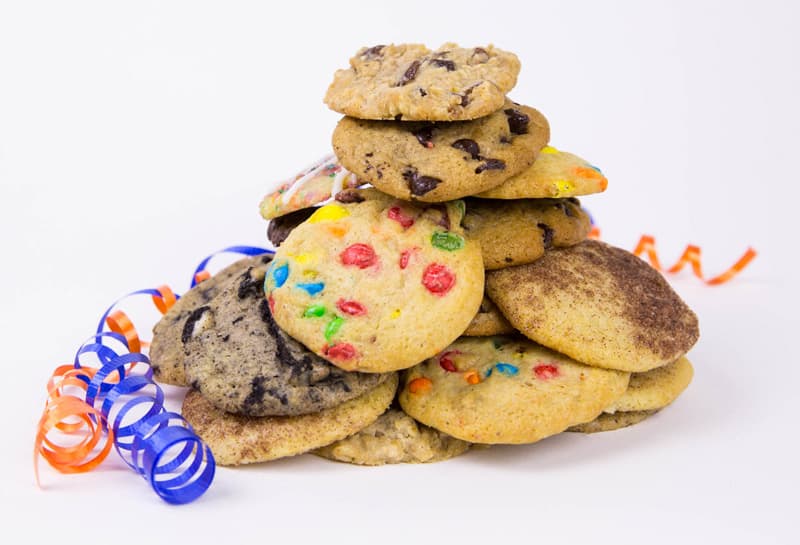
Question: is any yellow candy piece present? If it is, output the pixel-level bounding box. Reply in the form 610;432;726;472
290;252;316;265
390;309;401;319
308;204;350;223
554;180;574;196
540;145;559;154
303;270;319;279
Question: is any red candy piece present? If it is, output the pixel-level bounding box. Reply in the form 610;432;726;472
534;364;560;380
399;248;418;270
336;299;367;316
268;294;276;315
388;206;415;229
340;243;378;269
422;263;455;295
438;350;460;372
325;342;358;361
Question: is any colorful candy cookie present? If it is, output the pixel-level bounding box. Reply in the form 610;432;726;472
398;336;630;444
462;197;591;270
182;262;391;417
265;189;485;373
332;100;550;202
259;154;362;220
149;254;272;386
182;374;398;466
486;240;700;372
313;407;471;465
324;43;521;121
568;410;657;434
463;295;515;337
476;146;608;199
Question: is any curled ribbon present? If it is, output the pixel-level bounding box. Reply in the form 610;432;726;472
34;245;273;504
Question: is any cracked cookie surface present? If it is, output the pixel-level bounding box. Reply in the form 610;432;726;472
324;43;521;121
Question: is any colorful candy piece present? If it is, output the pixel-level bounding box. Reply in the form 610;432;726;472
399;248;418;269
340;243;378;269
422;263;456;296
439;351;459;372
463;370;481;385
534;364;560;380
272;263;289;288
388;206;415;229
303;304;326;318
336;299;367;316
494;362;519;376
430;231;465;252
324;343;357;361
296;282;325;296
324;316;345;341
408;377;432;394
308;203;350;224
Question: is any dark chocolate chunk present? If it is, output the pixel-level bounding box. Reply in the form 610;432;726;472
430;58;456;71
504;108;530;135
419;88;427;97
181;306;210;344
396;60;421;86
361;45;385;60
267;207;316;247
452;138;481;160
538;222;554;249
394;114;403;121
412;124;435;148
403;168;442;196
470;47;489;64
335;189;365;204
475;159;506;174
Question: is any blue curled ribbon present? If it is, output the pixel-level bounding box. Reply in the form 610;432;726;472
64;244;274;504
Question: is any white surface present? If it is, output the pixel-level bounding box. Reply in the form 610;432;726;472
1;1;797;543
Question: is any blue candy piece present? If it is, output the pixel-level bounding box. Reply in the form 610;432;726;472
494;362;519;376
296;282;325;296
272;263;289;288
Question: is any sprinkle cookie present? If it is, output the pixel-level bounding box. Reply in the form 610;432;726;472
313;407;471;465
324;43;521;121
182;374;398;466
332;100;550;202
462;197;591;270
398;336;629;444
149;254;272;386
265;190;484;373
183;262;390;417
476;146;608;199
486;240;700;372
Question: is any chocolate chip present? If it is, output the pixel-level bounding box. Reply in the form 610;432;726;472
396;60;421;86
267;207;316;247
222;334;230;342
538;222;554;249
470;47;490;64
459;84;479;107
555;201;577;218
475;159;506;173
412;125;435;148
394;114;403;121
335;189;365;204
504;257;514;263
430;59;456;71
181;306;210;344
419;88;427;97
403;168;442;196
504;108;530;135
365;152;373;157
361;45;385;60
452;138;481;160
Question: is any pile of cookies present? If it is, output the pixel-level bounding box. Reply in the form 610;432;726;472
150;43;699;466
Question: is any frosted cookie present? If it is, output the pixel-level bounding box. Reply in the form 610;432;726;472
486;240;700;372
568;410;656;434
462;197;591;270
265;190;484;373
259;155;361;220
183;262;390;417
313;407;471;465
149;254;272;386
476;146;608;199
398;336;630;444
606;357;694;413
463;295;515;337
332;100;549;202
324;43;520;121
182;374;398;466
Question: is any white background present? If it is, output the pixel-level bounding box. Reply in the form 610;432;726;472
1;1;798;543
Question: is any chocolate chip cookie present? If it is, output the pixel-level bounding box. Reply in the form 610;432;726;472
332;100;549;202
462;197;591;270
324;43;521;121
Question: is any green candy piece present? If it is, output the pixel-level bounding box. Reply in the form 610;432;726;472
431;231;465;251
303;304;326;318
452;199;466;221
324;315;344;341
